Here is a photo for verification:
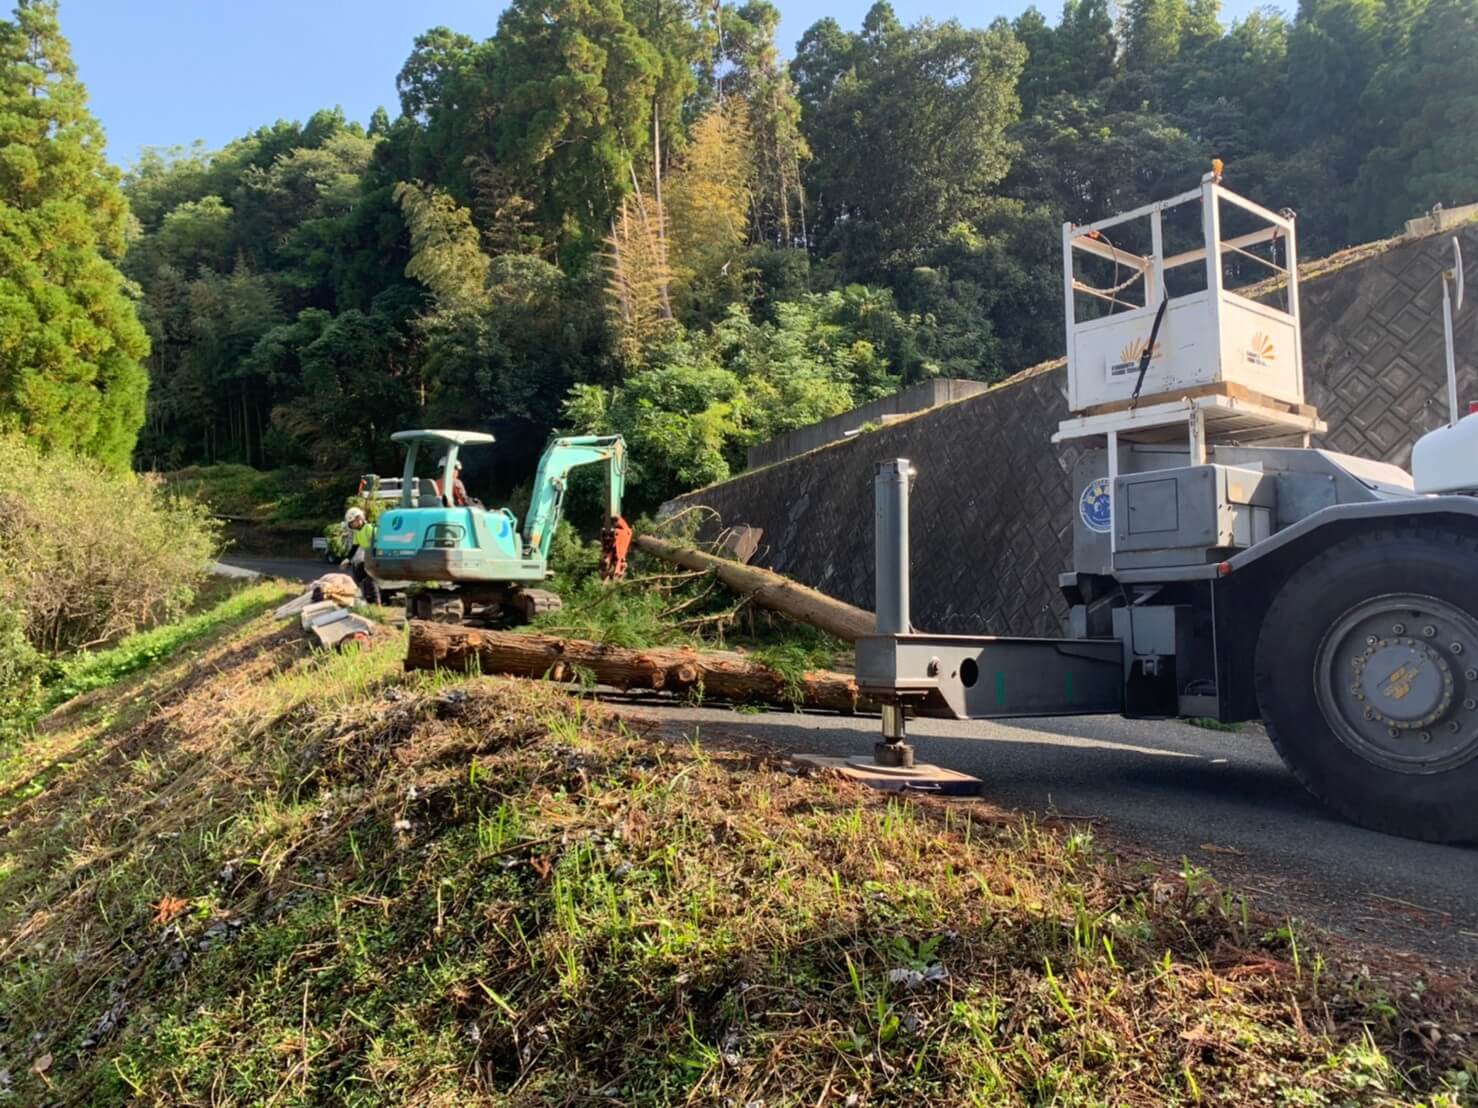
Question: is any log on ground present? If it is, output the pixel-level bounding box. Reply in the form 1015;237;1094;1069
406;621;863;713
632;534;875;642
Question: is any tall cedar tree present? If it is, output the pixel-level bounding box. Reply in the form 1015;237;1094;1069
0;0;148;468
490;0;663;267
717;0;809;248
794;2;1027;275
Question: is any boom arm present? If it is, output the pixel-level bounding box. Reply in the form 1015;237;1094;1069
523;435;627;561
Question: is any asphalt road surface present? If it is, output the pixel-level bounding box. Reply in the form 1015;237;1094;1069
621;703;1478;960
218;556;336;582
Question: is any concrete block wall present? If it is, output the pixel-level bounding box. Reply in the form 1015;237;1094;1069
671;223;1478;637
745;378;989;470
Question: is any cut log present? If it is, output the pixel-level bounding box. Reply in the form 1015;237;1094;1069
405;621;864;713
632;534;875;642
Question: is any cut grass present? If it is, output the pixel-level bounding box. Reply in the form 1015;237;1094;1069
0;580;296;821
0;612;1473;1105
35;579;290;715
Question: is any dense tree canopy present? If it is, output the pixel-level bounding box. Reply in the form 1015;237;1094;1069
90;0;1478;506
0;0;148;469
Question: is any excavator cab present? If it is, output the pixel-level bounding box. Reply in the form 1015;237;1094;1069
367;429;629;623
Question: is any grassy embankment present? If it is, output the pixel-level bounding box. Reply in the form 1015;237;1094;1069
0;579;1474;1105
162;465;355;556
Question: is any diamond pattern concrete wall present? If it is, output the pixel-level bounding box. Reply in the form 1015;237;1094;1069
667;225;1478;637
1304;229;1478;466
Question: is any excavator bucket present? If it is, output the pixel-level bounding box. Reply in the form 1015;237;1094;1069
600;516;633;580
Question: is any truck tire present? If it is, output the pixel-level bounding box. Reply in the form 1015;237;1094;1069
1254;524;1478;842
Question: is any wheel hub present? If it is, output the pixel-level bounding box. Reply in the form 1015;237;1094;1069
1353;641;1451;727
1316;593;1478;774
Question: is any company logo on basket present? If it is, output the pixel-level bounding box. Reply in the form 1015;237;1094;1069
1245;331;1276;367
1109;336;1163;377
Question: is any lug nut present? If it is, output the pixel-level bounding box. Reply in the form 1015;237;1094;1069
1424;625;1437;638
1363;707;1375;720
1449;721;1461;733
1420;731;1432;743
1466;698;1476;710
1367;636;1378;646
1393;623;1406;634
1453;642;1464;655
1388;727;1400;738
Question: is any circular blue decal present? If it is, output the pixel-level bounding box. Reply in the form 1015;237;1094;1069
1079;477;1112;534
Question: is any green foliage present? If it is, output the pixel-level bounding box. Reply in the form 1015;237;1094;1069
566;288;924;507
714;0;809;247
0;606;42;744
116;0;1478;507
279;297;419;472
1354;0;1478;238
125;110;393;472
161;463;350;524
795;3;1027;274
566;354;744;497
0;435;221;656
489;0;667;266
534;528;847;671
535;571;690;647
0;0;149;469
418;255;606;431
394;180;489;308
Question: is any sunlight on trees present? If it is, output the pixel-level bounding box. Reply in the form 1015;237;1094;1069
14;0;1462;505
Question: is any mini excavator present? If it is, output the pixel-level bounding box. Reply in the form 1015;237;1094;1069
367;430;631;624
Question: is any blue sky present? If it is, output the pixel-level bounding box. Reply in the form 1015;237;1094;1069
64;0;1273;167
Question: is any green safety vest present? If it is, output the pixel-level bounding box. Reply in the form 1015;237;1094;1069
354;522;374;550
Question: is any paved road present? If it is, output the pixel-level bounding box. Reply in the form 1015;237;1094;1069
218;556;336;582
622;703;1478;960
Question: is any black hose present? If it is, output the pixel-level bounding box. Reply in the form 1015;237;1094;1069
1129;296;1170;411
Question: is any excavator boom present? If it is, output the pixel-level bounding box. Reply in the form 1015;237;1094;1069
522;435;628;571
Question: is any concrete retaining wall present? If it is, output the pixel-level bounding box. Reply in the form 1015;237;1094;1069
745;378;989;470
669;223;1478;637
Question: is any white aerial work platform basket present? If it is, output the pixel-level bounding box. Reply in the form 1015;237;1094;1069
1053;172;1325;459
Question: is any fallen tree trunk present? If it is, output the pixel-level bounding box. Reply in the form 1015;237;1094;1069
406;621;863;713
632;534;875;642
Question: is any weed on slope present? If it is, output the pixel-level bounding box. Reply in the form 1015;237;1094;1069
0;613;1473;1105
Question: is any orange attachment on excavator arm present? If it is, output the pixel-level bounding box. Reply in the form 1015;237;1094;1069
599;516;633;580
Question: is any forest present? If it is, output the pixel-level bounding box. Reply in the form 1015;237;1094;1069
3;0;1476;506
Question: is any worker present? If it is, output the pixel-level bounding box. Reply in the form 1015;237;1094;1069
341;506;381;604
433;457;470;507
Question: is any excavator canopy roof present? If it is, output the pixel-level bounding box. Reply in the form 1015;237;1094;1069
390;429;496;447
